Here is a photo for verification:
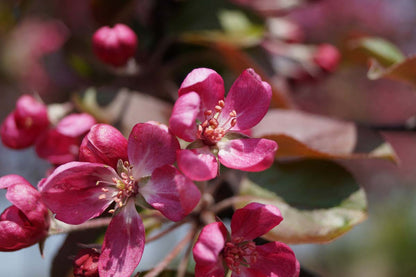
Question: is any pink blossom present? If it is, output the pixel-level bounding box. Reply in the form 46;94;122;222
193;202;299;277
73;248;100;277
1;94;49;149
0;175;50;251
35;113;96;165
313;43;341;73
39;122;201;277
169;68;278;181
92;24;138;67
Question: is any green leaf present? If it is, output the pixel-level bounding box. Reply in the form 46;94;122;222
350;37;405;66
367;56;416;87
237;160;367;244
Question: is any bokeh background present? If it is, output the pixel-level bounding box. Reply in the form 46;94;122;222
1;0;416;276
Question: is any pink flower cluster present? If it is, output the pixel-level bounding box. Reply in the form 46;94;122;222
0;68;299;277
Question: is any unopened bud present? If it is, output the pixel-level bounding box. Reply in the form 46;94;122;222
92;24;138;67
73;248;100;277
313;44;341;73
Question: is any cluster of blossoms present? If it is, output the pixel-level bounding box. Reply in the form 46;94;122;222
0;66;299;277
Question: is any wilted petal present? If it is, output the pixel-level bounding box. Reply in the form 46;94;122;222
169;92;200;142
56;113;96;137
128;123;179;178
193;222;227;277
220;68;272;131
79;124;128;169
39;162;118;224
140;165;200;221
176;148;218;181
242;242;299;277
218;138;277;172
35;129;80;165
178;68;224;115
231;203;282;241
99;199;144;277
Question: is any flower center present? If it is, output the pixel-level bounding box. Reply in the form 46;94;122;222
223;237;258;274
196;100;237;145
98;160;138;213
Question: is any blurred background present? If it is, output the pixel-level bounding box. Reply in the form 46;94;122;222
1;0;416;276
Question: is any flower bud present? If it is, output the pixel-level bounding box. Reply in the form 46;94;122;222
73;248;100;277
92;24;138;67
0;175;50;251
1;94;49;149
313;43;341;72
79;124;128;170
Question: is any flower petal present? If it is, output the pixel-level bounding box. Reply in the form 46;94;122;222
56;113;96;137
231;202;283;241
39;161;117;224
99;199;145;277
0;112;39;149
242;242;299;277
128;123;179;178
220;68;272;131
178;68;224;114
139;165;201;221
218;138;277;172
193;222;227;277
176;148;218;181
35;129;81;165
169;92;200;142
79;124;128;169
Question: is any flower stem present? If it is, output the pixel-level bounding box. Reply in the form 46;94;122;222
142;224;196;277
210;195;260;214
177;227;198;277
146;219;189;243
48;217;112;236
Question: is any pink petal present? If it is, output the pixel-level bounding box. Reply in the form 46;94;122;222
14;95;49;130
139;165;201;221
128;123;179;178
0;216;31;251
178;68;225;115
176;148;218;181
193;222;227;277
169;92;200;142
99;199;145;277
35;129;80;165
231;202;282;241
0;174;29;189
218;138;277;172
39;161;118;224
1;112;40;149
220;68;272;131
79;124;128;169
56;113;96;137
243;242;299;277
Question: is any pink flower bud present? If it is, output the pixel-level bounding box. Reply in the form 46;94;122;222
92;24;138;67
1;95;49;149
0;175;50;251
79;124;128;170
73;248;100;277
313;43;341;72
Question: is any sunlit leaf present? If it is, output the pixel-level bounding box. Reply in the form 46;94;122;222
253;109;398;162
367;56;416;87
349;37;405;66
237;160;368;244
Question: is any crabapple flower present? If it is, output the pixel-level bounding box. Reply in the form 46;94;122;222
313;43;341;73
0;175;50;251
92;24;138;67
169;68;278;181
193;202;299;277
39;122;201;277
73;248;100;277
1;94;49;149
35;113;96;165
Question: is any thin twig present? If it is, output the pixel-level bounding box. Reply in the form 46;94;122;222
176;227;198;277
143;225;196;277
146;219;189;243
48;217;112;236
210;195;260;214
